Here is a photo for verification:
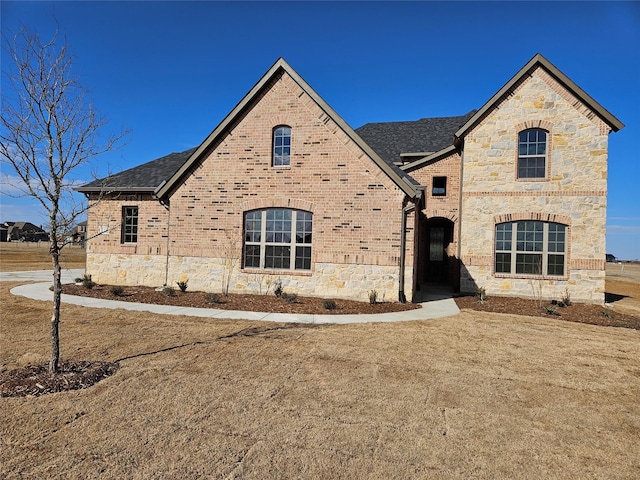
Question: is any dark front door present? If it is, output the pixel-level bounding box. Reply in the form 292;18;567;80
424;219;453;283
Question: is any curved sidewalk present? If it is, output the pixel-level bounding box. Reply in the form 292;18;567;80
4;270;460;324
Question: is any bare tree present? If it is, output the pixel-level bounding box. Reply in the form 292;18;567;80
0;26;126;373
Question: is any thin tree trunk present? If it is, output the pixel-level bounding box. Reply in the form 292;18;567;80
50;242;62;373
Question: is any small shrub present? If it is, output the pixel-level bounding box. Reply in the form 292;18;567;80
602;309;614;319
476;287;487;302
368;289;378;305
74;277;84;283
82;276;95;290
545;304;559;316
561;288;572;307
162;286;176;297
323;300;338;310
273;279;283;298
282;292;298;304
206;292;221;304
109;286;124;297
176;280;188;292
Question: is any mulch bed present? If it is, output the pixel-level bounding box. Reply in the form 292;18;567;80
61;284;421;315
454;295;640;330
0;360;119;398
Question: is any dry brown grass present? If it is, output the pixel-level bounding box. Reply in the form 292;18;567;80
0;241;86;271
2;244;640;478
1;293;639;477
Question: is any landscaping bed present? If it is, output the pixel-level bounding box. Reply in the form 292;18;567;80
454;294;640;330
61;283;421;315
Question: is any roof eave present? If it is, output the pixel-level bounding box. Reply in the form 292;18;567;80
75;186;157;194
454;53;624;140
401;145;458;172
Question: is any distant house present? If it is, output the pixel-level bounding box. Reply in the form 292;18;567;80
0;226;7;243
70;221;88;244
78;54;623;304
3;222;48;242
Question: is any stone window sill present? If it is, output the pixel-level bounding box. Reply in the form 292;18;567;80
494;273;568;281
240;268;313;277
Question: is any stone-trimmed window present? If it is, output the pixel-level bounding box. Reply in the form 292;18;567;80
272;126;291;167
517;128;547;179
495;221;566;276
121;206;138;244
432;176;447;196
243;208;312;270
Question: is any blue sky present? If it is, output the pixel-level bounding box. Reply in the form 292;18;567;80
1;1;639;259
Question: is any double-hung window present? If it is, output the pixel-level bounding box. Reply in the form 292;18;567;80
273;126;291;167
121;206;138;243
243;208;312;270
518;129;547;179
495;221;566;276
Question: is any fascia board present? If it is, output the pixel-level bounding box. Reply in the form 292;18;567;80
401;145;457;172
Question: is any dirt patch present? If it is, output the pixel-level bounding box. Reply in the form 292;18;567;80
0;360;119;397
61;283;421;315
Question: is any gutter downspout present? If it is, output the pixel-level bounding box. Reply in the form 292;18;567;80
399;187;422;303
153;181;171;288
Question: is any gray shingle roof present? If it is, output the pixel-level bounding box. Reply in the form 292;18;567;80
356;111;477;166
77;148;196;192
77;111;476;194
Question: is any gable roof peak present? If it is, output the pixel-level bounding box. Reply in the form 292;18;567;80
454;53;624;139
155;58;420;199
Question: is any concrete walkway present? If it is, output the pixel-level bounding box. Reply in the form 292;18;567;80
3;269;460;324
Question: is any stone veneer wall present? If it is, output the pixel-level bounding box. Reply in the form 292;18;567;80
86;253;400;302
459;66;610;304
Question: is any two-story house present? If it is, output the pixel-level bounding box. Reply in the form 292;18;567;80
78;54;623;304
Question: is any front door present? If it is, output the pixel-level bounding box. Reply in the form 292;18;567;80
424;218;453;283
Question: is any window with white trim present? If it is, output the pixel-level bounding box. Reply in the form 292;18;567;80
518;129;547;179
273;126;291;167
121;206;138;243
243;208;312;270
495;221;566;276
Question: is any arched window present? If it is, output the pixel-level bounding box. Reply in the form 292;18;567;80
495;221;566;276
273;126;291;167
517;129;547;179
243;208;312;270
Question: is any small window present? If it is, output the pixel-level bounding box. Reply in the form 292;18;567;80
243;208;312;271
432;176;447;196
518;129;547;179
121;206;138;243
495;221;566;276
273;126;291;167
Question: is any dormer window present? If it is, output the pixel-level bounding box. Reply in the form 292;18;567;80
517;129;547;179
273;126;291;167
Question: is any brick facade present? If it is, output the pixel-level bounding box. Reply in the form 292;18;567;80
83;55;621;305
86;70;415;302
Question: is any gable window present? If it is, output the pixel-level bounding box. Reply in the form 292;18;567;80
273;126;291;167
243;208;312;270
432;176;447;196
121;206;138;243
518;129;547;179
495;221;566;276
